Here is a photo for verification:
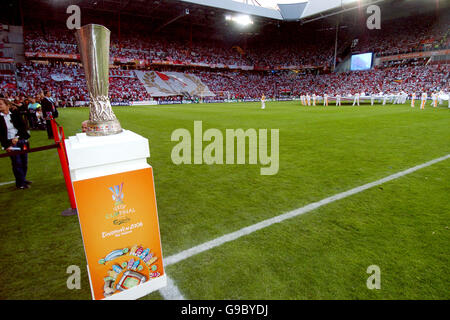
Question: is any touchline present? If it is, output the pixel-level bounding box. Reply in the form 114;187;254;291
171;121;279;175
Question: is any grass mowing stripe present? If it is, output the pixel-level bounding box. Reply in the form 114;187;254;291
164;153;450;267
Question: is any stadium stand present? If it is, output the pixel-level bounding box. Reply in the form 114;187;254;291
1;8;448;105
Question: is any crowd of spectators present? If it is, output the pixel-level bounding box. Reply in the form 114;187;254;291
25;24;250;67
197;64;449;99
353;13;450;56
11;62;153;104
1;61;448;105
23;12;449;70
1;12;447;104
0;74;17;96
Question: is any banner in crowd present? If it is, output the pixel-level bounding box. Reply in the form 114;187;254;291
109;69;135;78
130;100;158;106
25;52;80;60
50;73;73;82
72;168;165;300
378;49;450;62
0;57;14;63
1;82;16;89
135;70;215;97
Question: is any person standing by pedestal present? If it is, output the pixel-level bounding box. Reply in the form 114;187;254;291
27;97;41;129
41;90;58;139
17;96;30;130
0;97;31;189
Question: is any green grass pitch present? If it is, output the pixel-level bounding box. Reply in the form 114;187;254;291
0;101;449;299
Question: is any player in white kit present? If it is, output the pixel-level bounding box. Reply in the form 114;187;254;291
437;90;444;105
431;92;437;108
336;94;341;106
261;94;266;109
323;93;328;106
352;92;360;106
411;92;416;107
370;93;375;106
420;91;427;109
393;92;399;104
398;91;405;104
382;92;388;105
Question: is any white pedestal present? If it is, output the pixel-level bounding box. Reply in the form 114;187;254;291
65;129;167;300
65;129;150;181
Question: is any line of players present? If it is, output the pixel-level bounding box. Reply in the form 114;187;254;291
296;91;449;109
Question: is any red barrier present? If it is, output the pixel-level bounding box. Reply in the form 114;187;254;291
0;143;58;158
51;119;78;216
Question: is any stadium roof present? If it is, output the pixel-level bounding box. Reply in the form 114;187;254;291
3;0;447;43
180;0;385;21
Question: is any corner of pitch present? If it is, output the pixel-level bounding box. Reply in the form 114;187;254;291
171;120;279;175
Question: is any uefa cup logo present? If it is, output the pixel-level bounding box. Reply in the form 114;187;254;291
109;183;124;206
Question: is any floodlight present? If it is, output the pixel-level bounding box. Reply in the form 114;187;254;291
225;14;253;26
234;15;253;26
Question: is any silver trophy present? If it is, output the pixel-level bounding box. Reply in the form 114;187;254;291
75;24;122;136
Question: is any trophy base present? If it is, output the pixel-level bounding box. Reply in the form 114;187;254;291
86;119;123;136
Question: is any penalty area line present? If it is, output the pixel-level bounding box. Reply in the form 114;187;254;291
164;153;450;267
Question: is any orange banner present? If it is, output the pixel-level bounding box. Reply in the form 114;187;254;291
73;167;164;300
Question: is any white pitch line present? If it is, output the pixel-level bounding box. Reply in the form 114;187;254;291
0;181;15;186
164;153;450;267
159;275;186;300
